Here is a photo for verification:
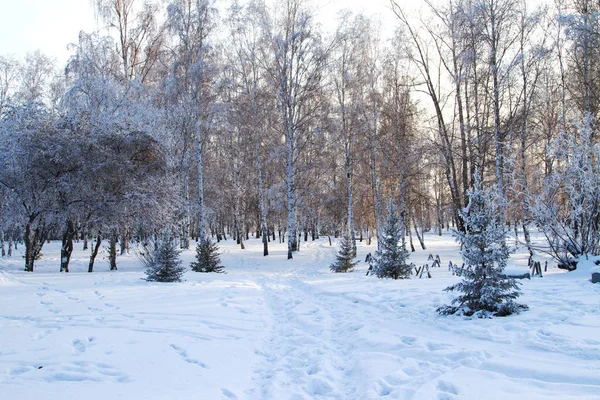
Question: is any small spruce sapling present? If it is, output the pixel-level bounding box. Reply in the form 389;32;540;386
438;175;527;317
371;201;411;279
330;231;358;273
141;231;185;282
190;237;225;273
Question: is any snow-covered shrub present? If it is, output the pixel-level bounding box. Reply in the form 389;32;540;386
371;201;411;279
141;231;185;282
532;114;600;269
438;176;527;317
330;231;358;273
190;237;225;273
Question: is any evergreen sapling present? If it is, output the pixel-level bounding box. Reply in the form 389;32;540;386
438;176;527;317
190;237;225;273
330;231;358;273
371;202;412;279
141;231;185;282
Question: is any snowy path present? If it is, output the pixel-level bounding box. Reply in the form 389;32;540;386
250;242;360;399
1;234;599;399
247;239;600;399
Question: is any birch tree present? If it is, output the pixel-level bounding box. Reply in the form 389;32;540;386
91;0;165;84
390;2;466;232
269;0;328;259
166;0;217;243
330;11;370;257
361;21;384;250
226;0;272;255
0;55;20;115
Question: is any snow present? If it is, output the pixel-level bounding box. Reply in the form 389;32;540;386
1;233;599;399
575;255;600;276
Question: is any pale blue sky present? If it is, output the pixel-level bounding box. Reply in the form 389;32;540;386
0;0;397;66
0;0;97;65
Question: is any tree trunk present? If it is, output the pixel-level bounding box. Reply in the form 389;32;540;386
391;4;465;233
234;168;245;250
413;216;426;250
24;219;45;272
120;229;129;255
519;12;535;260
81;224;88;251
256;125;269;257
181;177;191;249
345;155;357;256
88;233;102;273
196;120;206;243
406;211;415;252
369;81;382;252
286;145;297;259
109;230;118;271
490;2;506;224
60;219;76;273
24;222;34;272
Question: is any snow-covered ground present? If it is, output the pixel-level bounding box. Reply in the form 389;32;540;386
1;233;599;399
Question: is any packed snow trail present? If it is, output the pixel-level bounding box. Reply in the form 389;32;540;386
246;239;600;399
1;234;600;399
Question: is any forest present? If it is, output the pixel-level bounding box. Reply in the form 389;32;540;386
1;0;599;275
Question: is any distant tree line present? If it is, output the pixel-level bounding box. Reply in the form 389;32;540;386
1;0;599;272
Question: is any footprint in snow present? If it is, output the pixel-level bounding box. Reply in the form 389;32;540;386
67;296;82;303
48;361;129;383
221;388;238;399
40;300;61;314
437;381;458;400
72;337;94;354
436;380;458;396
9;365;36;376
306;364;320;376
401;336;418;346
169;344;208;368
376;380;394;396
426;341;452;351
305;378;333;396
72;339;86;354
33;329;56;340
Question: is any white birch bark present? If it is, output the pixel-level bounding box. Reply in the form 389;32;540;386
196;120;206;243
257;140;269;256
272;1;325;259
490;0;506;224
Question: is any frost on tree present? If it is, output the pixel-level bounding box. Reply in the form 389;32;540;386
330;231;358;273
141;231;186;283
532;114;600;269
190;237;225;273
371;201;411;279
438;176;527;317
